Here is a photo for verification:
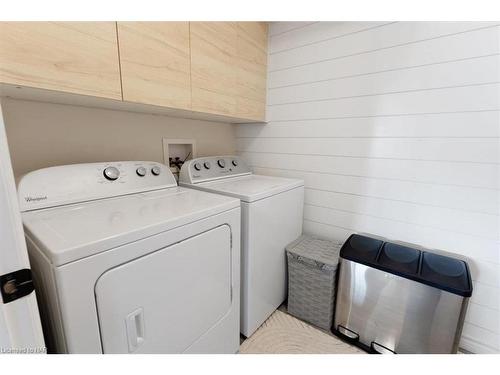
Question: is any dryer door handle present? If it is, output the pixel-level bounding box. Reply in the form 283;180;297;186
126;308;145;352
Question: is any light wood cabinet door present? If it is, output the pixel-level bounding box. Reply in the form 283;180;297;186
235;22;268;121
0;22;122;100
190;22;238;117
190;22;268;120
117;22;191;110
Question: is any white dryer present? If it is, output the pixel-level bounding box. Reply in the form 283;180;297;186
179;156;304;337
17;161;240;354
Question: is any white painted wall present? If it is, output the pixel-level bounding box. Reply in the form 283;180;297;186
236;22;500;353
2;98;236;178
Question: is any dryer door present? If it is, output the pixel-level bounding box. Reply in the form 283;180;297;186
95;225;232;353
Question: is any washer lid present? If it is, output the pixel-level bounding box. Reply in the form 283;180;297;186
192;174;304;202
22;187;239;266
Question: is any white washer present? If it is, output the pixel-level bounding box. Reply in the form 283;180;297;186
179;156;304;337
17;161;241;354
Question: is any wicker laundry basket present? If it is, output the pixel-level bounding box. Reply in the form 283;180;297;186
286;235;342;331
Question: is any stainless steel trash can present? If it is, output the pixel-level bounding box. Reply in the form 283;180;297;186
333;234;472;354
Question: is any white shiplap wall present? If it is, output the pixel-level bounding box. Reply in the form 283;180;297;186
236;22;500;353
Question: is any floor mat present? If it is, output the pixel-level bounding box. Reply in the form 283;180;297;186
239;310;364;354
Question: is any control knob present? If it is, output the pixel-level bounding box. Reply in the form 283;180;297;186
103;166;120;181
136;167;147;177
232;160;238;167
194;162;202;171
217;159;226;168
151;166;161;176
204;161;211;170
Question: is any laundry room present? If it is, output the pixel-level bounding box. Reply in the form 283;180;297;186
0;1;499;374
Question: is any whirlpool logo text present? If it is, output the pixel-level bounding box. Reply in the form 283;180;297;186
24;195;48;202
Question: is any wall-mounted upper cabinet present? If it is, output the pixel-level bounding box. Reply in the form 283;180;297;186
0;22;122;100
0;22;268;122
117;22;192;110
235;22;268;121
190;22;239;117
190;22;268;121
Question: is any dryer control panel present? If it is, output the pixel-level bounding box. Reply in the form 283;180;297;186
179;156;252;184
17;161;177;211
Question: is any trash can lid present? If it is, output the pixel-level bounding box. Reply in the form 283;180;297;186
286;235;341;267
378;242;421;275
339;234;384;263
420;252;472;297
339;234;472;297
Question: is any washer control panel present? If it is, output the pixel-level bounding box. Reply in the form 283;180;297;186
17;161;177;211
179;156;252;184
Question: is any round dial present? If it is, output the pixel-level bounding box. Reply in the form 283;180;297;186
217;159;226;168
193;162;202;171
204;161;211;169
103;166;120;181
136;167;147;177
232;159;238;167
151;166;161;176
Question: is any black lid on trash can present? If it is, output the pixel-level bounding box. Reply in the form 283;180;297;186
339;234;384;263
378;242;421;275
420;252;472;297
339;234;472;297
